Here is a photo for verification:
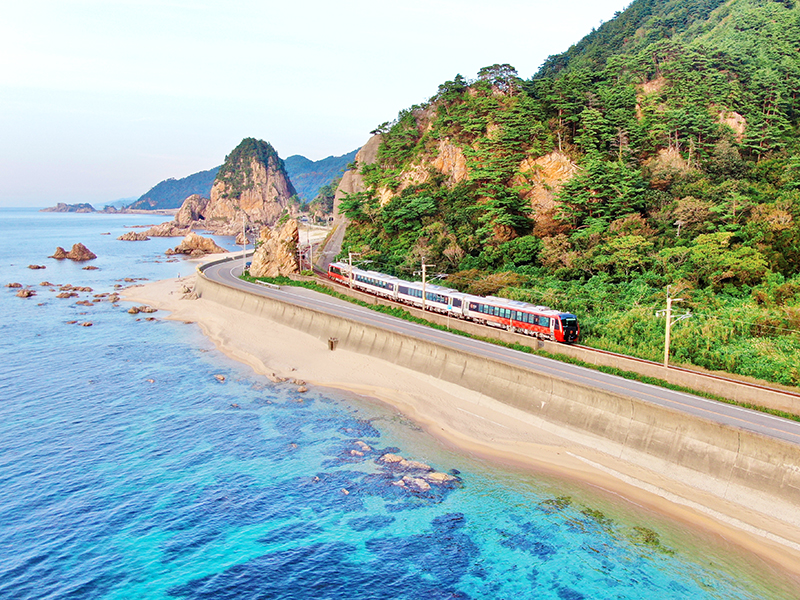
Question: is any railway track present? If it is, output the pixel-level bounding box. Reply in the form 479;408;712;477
308;270;799;402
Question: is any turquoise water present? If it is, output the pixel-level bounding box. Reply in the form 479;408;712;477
0;208;795;599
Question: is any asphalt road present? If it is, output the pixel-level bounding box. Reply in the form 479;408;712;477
203;258;800;447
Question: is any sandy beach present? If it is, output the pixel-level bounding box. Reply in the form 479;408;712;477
124;266;800;586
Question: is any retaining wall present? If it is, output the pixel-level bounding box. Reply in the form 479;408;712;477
195;268;800;511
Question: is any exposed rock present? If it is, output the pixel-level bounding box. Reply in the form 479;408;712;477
28;264;46;270
128;307;140;314
393;475;431;493
515;151;578;219
719;111;747;142
6;282;22;288
297;386;308;393
40;281;54;286
51;243;97;261
117;231;150;241
354;440;372;452
82;266;99;270
175;195;210;227
81;322;93;327
424;471;457;484
143;221;190;238
379;453;404;464
204;139;296;230
214;374;226;382
399;459;432;472
249;220;299;278
56;292;78;298
267;373;285;383
350;450;364;457
333;134;381;228
165;232;228;256
16;289;35;298
76;300;94;306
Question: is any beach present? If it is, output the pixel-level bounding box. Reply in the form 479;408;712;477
124;266;800;585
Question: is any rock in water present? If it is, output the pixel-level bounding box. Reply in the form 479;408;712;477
51;243;97;261
117;231;150;241
249;220;299;277
165;232;228;256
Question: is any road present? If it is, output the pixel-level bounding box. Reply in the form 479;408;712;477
202;257;800;447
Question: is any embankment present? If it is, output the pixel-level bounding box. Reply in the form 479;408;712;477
194;264;800;530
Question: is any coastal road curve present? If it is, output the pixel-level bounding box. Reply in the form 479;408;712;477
202;258;800;448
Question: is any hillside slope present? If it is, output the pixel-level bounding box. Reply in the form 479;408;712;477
284;149;358;201
336;0;800;386
128;167;220;210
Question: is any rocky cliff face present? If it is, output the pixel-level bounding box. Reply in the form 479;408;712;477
249;220;299;278
333;135;381;225
203;138;296;234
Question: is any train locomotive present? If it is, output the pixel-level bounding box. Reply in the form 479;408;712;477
327;261;580;343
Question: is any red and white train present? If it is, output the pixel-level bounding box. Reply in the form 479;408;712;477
327;261;580;343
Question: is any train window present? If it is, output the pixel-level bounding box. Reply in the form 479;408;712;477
562;316;578;328
453;298;462;308
539;316;550;327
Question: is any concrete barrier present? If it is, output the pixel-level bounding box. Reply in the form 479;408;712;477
194;272;800;513
303;280;800;415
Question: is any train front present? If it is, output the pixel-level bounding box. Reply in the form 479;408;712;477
558;313;580;343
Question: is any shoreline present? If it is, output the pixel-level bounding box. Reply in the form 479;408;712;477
123;269;800;587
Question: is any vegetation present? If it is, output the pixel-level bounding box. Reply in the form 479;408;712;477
337;0;800;386
128;167;220;210
215;138;294;201
284;149;358;201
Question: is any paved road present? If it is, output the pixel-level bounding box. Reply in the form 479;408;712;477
203;258;800;447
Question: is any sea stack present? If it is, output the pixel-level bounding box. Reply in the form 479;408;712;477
202;138;297;234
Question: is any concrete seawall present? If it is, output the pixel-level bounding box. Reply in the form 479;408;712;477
195;268;800;521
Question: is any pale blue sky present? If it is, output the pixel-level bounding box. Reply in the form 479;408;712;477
0;0;631;206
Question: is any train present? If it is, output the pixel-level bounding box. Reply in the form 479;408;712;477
327;261;580;343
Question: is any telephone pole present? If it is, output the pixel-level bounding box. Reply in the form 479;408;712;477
418;258;435;312
658;285;691;368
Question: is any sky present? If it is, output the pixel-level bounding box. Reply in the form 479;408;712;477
0;0;633;207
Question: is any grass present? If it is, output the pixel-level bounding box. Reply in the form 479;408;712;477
240;273;800;423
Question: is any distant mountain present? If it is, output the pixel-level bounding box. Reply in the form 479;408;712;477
284;149;359;201
128;167;220;210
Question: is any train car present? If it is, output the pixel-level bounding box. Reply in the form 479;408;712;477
327;261;351;285
463;295;580;343
396;279;467;316
326;262;579;343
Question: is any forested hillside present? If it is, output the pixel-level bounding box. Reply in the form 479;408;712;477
338;0;800;386
128;167;220;210
284;150;358;201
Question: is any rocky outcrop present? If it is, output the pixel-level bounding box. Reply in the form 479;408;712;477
203;139;296;232
248;220;299;278
165;233;227;257
117;231;150;241
40;203;96;213
50;243;97;261
175;194;210;227
143;221;190;238
333;134;382;224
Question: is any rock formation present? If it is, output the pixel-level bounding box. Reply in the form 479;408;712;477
50;243;97;261
117;232;150;241
165;232;228;257
139;140;296;237
203;138;297;233
333;134;381;226
248;219;299;278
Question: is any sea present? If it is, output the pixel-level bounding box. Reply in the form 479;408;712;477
0;207;796;600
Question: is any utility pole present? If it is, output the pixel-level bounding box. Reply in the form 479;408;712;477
241;214;247;275
419;258;435;312
658;285;691;368
348;252;361;288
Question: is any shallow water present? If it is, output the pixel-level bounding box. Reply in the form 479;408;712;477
0;208;795;599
